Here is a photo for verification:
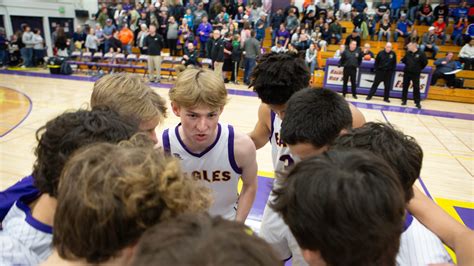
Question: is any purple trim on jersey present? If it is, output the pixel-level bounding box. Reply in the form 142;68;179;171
227;125;243;175
269;111;276;143
175;123;222;158
403;211;414;232
162;129;171;155
15;199;53;234
0;175;40;222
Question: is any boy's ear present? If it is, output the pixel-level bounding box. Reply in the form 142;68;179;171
171;102;181;117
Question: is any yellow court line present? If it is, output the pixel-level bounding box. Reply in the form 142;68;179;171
258;170;275;178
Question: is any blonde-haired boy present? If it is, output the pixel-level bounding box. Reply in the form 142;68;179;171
162;68;258;222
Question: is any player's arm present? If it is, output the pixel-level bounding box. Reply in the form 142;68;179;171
349;103;366;128
248;103;272;150
234;132;258;223
408;186;474;266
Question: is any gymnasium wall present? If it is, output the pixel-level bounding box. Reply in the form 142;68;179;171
0;0;97;56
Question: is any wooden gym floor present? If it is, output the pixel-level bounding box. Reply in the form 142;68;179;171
0;71;472;235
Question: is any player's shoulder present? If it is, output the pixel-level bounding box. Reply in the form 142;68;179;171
257;103;273;128
233;129;257;154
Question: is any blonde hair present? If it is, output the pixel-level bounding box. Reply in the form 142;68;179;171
53;133;211;263
169;68;228;109
91;73;167;123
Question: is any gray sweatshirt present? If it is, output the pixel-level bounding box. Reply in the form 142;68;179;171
22;31;35;48
167;22;179;39
244;37;261;59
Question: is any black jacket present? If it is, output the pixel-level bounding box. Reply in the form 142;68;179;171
183;49;199;66
144;33;164;55
374;50;397;71
339;48;363;68
210;38;225;62
401;49;428;74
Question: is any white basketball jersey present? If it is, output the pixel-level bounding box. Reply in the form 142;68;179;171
270;112;294;175
397;214;452;265
162;123;242;220
0;199;53;265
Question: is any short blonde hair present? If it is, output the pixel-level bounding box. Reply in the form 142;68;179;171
91;73;167;123
54;133;212;263
169;68;228;109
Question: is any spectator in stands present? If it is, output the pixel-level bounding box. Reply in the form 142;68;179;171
285;10;300;34
97;7;109;29
235;6;245;29
367;14;377;41
465;23;474;44
305;42;318;76
271;41;287;53
55;27;69;57
85;28;99;54
0;28;8;68
108;30;122;53
394;14;411;44
240;22;251;47
303;10;317;30
231;34;242;84
137;24;148;54
410;29;421;44
135;12;149;40
269;9;284;45
420;26;438;59
418;0;433;26
114;4;127;29
197;16;212;57
72;26;86;51
321;23;331;44
176;42;199;75
433;2;449;25
118;23;134;55
339;0;352;21
378;15;392;42
334;44;345;58
453;1;469;24
166;16;178;56
431;52;457;88
452;18;468;46
353;0;368;14
275;23;290;48
362;43;374;60
345;29;361;48
32;29;44;67
408;0;419;24
186;0;198;13
390;0;403;22
183;8;194;29
243;30;260;85
284;0;300;19
21;24;34;68
460;38;474;70
157;11;168;42
103;19;116;55
433;17;447;45
317;0;333;18
144;24;164;83
255;12;267;43
94;24;104;53
222;32;233;82
329;19;343;44
375;0;390;23
194;3;208;32
209;30;225;77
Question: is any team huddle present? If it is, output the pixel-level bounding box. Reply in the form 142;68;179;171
0;53;473;266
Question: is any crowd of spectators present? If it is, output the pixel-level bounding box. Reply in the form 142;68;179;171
0;0;474;78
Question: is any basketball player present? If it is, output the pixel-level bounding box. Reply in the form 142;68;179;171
249;53;364;265
0;108;138;265
132;213;280;265
161;68;257;222
332;122;453;265
271;149;406;266
43;136;211;265
281;90;474;265
0;73;167;221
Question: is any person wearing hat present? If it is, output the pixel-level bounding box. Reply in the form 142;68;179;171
394;14;411;45
345;29;361;48
401;42;428;109
367;42;397;103
103;18;116;54
420;26;439;59
339;40;362;99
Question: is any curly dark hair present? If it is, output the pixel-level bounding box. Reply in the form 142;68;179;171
32;107;139;197
250;52;310;105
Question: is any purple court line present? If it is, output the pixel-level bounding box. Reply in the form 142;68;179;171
0;87;33;138
1;70;473;121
